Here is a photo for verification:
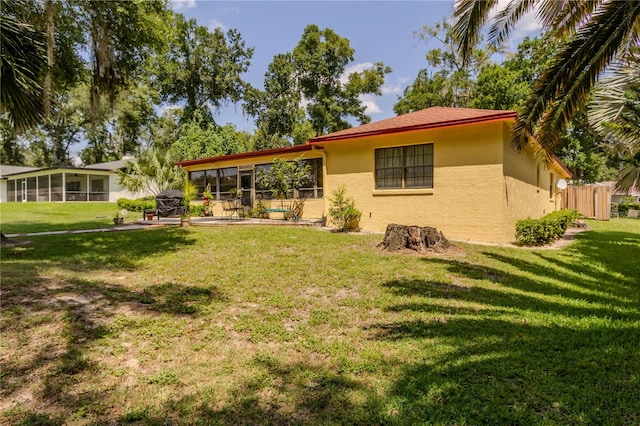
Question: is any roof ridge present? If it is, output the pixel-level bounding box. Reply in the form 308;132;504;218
309;107;517;143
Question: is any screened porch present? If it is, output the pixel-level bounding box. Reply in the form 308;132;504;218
5;172;110;202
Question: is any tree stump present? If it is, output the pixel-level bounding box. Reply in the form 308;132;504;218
381;224;453;253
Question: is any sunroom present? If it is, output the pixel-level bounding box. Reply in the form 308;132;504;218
177;144;326;219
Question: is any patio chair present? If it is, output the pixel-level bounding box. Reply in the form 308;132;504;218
222;199;243;220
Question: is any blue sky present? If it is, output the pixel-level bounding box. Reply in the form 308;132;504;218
170;1;542;132
70;1;541;160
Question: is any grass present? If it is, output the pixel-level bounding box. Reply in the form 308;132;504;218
1;215;639;425
0;202;122;234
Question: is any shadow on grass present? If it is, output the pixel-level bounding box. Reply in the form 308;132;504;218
1;228;227;424
365;227;640;424
369;317;639;425
114;358;389;425
1;227;194;271
3;226;639;424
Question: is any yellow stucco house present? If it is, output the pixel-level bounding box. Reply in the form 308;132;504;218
177;107;571;244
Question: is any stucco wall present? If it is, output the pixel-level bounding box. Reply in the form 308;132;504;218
0;180;6;203
501;123;564;242
322;121;507;243
108;175;149;202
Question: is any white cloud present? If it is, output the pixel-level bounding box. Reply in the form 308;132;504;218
170;0;196;10
220;7;240;14
381;84;403;96
208;19;227;31
360;94;381;115
340;62;375;85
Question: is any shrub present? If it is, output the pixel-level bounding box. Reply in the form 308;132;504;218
189;204;207;217
328;185;361;231
117;198;155;212
515;209;578;246
616;202;640;217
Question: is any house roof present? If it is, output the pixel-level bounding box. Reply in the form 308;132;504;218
85;159;130;171
176;144;320;168
0;165;39;179
308;107;518;143
0;160;129;178
599;181;640;196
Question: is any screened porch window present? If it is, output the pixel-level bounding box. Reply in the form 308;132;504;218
298;158;323;199
190;170;206;197
375;143;433;189
255;164;272;200
218;167;238;199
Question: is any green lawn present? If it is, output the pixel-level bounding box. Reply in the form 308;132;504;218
0;202;122;234
1;217;639;425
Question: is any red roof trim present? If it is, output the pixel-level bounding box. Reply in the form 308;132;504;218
551;153;572;178
308;111;518;144
176;144;320;167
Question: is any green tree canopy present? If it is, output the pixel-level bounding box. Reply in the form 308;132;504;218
154;13;254;124
294;25;391;136
170;111;253;161
247;24;391;144
394;19;493;114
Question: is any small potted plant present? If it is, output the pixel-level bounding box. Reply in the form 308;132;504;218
181;180;196;227
202;184;213;216
144;197;155;220
203;184;213;206
113;209;126;225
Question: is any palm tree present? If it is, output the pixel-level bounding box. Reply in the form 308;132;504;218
453;1;640;163
0;0;46;130
589;58;640;191
0;0;47;244
118;148;184;196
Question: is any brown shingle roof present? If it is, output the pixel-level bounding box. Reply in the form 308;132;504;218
308;107;517;143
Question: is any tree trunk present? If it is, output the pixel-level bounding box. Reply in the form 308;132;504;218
381;224;453;253
44;0;55;121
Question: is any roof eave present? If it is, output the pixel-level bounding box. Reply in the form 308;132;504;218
176;144;321;168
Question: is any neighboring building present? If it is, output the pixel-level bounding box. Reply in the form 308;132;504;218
0;160;149;203
600;181;640;203
178;107;571;243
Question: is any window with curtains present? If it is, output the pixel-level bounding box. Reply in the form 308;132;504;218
375;143;433;189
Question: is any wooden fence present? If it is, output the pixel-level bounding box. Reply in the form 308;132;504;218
561;184;611;220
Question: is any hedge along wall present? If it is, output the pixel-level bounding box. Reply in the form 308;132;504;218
515;210;579;246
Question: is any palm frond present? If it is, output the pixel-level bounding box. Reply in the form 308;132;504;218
488;0;538;47
616;152;640;192
538;0;599;38
0;0;46;130
589;61;640;146
514;1;640;157
117;148;183;195
452;0;499;64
